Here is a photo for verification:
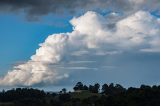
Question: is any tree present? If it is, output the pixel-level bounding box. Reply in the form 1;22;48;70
62;88;67;94
83;85;89;90
89;83;100;93
140;85;151;90
94;83;100;93
73;82;84;91
89;85;94;93
102;84;109;94
114;84;126;94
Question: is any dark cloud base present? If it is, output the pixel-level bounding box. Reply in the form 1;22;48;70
0;0;134;19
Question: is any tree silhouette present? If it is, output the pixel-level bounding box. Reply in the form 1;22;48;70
73;82;83;91
0;83;160;106
62;88;67;94
83;85;89;90
102;83;109;94
89;83;100;93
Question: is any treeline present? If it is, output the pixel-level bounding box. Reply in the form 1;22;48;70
0;82;160;106
73;82;126;94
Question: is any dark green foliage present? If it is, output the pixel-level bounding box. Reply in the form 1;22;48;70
1;83;160;106
73;82;84;91
0;88;45;102
83;85;89;90
59;94;71;102
73;82;89;91
102;83;126;95
88;83;100;93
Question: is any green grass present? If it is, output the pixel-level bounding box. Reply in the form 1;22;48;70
71;90;101;100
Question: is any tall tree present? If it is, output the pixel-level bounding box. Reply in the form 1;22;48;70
94;83;100;93
73;82;84;91
102;83;109;94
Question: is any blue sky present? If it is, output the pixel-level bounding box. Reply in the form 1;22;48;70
0;0;160;90
0;13;72;74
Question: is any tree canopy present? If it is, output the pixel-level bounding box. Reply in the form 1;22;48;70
0;83;160;106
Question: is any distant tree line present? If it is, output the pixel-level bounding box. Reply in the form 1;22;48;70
73;82;100;93
73;82;125;94
0;82;160;106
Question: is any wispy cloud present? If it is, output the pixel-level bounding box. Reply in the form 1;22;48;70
68;61;96;64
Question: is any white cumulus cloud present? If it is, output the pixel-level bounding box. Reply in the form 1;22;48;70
0;10;160;86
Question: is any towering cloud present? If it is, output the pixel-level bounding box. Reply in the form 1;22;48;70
0;10;159;86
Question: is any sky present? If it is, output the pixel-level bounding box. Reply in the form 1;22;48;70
0;0;160;90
